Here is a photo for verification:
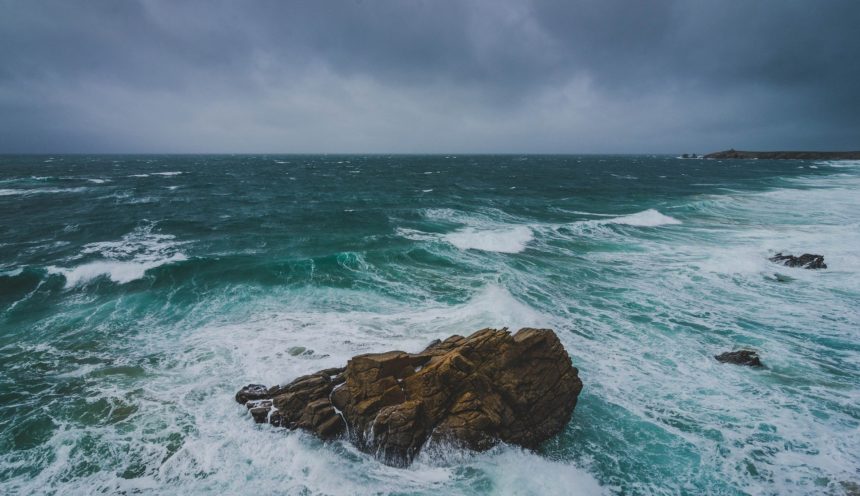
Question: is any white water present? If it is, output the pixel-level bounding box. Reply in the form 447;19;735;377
5;162;860;495
444;225;535;253
51;254;188;286
604;209;681;227
0;187;88;196
1;283;599;495
401;208;680;256
397;208;537;253
48;223;188;287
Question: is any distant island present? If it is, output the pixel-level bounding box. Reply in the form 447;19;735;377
704;149;860;160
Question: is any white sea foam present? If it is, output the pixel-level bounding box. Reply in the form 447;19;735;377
553;178;860;493
423;207;461;222
8;164;860;495
0;283;569;495
552;209;618;217
209;285;545;387
540;208;682;243
49;224;188;287
394;227;440;243
0;267;24;277
443;225;534;253
0;187;88;196
151;171;184;176
50;254;187;286
443;448;605;495
814;159;860;168
411;208;536;253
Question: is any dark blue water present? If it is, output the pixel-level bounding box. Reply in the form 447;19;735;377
2;155;858;495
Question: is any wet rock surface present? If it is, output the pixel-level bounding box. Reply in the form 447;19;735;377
769;253;827;269
235;327;583;466
715;350;763;367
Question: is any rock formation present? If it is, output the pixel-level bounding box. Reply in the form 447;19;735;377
769;253;827;269
714;350;763;367
235;327;583;466
704;149;860;160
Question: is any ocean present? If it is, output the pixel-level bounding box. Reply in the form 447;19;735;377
1;154;858;495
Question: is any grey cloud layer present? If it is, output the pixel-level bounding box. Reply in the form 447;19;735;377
1;0;858;153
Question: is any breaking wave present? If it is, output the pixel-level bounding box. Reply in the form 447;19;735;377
443;226;534;253
603;209;681;227
48;224;187;287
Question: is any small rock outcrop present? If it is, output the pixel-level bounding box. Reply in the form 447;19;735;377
235;327;583;466
769;253;827;269
714;350;763;367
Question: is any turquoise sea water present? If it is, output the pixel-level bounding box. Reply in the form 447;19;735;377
1;155;858;495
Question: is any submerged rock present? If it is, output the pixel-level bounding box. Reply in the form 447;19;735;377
714;350;763;367
841;481;860;496
235;384;269;404
769;253;827;269
235;327;583;466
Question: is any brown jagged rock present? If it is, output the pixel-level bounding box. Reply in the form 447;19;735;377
235;327;583;466
235;368;346;438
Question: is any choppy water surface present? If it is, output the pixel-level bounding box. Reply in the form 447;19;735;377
1;155;858;495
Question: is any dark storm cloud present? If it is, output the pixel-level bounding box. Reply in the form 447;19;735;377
0;0;858;153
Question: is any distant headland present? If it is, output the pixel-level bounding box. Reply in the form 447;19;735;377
703;149;860;160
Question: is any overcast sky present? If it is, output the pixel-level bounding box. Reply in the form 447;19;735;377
1;0;858;153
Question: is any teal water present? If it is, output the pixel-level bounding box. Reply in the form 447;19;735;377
1;155;858;495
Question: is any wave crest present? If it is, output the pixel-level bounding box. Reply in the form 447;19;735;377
50;254;187;286
443;226;534;253
605;209;682;227
49;224;188;287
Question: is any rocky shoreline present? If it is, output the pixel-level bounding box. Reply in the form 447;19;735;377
704;149;860;160
235;327;582;467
